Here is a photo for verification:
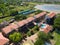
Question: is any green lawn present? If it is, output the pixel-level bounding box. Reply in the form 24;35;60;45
0;16;14;23
53;31;60;45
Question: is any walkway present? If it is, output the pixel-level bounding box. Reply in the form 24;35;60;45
26;33;38;43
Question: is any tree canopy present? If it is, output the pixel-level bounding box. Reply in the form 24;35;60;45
54;14;60;29
9;32;22;43
38;32;51;41
34;38;44;45
14;15;27;21
0;4;8;16
34;32;51;45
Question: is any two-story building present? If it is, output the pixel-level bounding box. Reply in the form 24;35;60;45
45;12;56;25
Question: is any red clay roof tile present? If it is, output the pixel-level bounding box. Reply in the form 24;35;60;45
18;20;28;27
35;12;46;18
40;24;52;33
26;17;35;22
0;33;9;45
48;12;56;18
2;12;47;34
2;26;14;34
9;23;19;29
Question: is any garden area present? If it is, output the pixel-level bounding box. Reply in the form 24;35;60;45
1;1;56;23
4;11;60;45
0;0;60;45
27;25;39;36
51;14;60;45
0;2;43;23
8;25;39;45
53;31;60;45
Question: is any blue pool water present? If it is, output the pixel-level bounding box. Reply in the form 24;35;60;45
40;24;46;28
35;4;60;13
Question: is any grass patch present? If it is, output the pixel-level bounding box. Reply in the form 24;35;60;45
27;25;39;36
53;31;60;45
0;16;14;23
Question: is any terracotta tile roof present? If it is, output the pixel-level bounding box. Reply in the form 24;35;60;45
44;25;52;33
48;12;56;18
22;20;29;24
2;26;14;34
40;24;52;33
2;22;19;34
18;20;28;27
1;12;47;34
26;17;35;22
9;23;19;29
0;33;9;45
35;12;46;18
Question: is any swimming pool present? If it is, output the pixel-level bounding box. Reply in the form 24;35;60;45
35;4;60;13
40;24;46;28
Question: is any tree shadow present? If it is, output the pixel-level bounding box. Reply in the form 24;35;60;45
55;29;60;34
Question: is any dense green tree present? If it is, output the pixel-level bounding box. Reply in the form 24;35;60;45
9;32;22;43
35;10;42;15
6;0;21;5
0;4;11;17
38;32;51;41
54;15;60;29
0;4;7;16
10;10;18;16
34;38;44;45
33;25;39;31
15;15;27;21
0;0;5;4
34;32;51;45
